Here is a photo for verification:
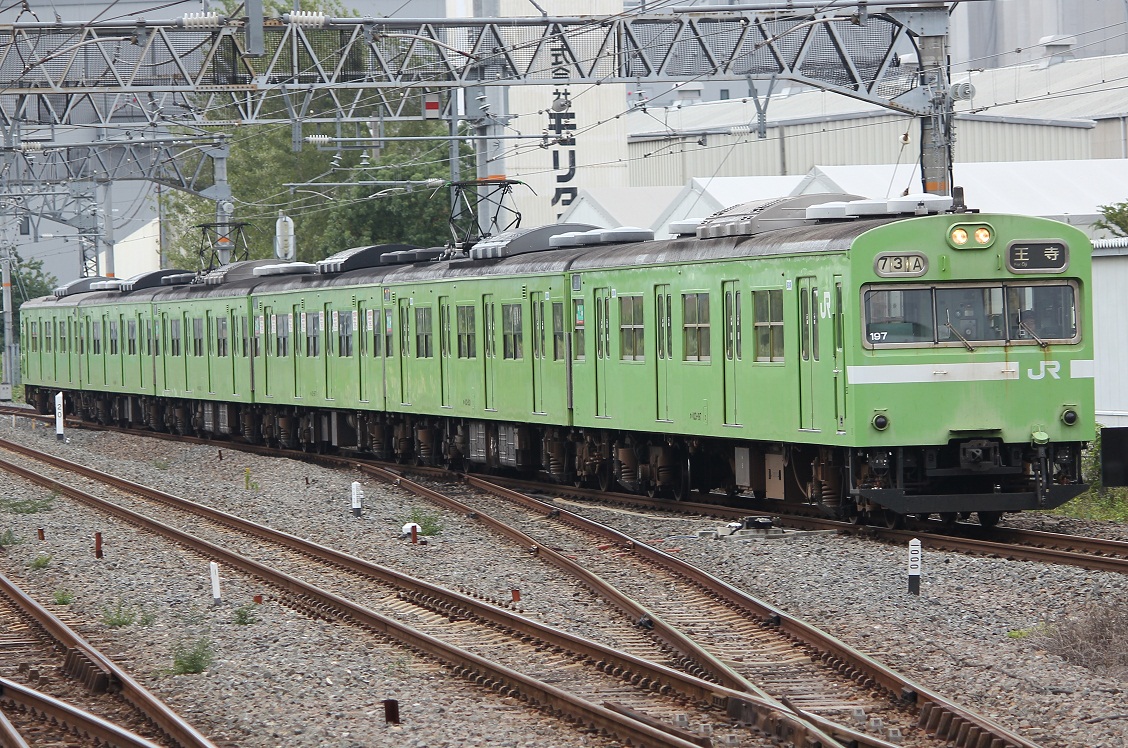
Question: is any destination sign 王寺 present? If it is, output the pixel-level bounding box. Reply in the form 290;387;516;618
1007;241;1068;273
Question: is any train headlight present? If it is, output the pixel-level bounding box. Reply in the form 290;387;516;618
948;223;996;249
950;227;969;246
872;414;890;431
1061;409;1078;426
974;227;992;245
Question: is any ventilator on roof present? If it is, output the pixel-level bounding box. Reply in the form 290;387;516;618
470;223;598;259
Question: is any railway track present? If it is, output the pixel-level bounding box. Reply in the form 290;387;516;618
364;466;1049;748
0;567;215;747
0;435;844;748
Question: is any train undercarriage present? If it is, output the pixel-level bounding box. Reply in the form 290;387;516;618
30;386;1087;528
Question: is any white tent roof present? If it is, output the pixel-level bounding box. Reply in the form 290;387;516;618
557;186;682;230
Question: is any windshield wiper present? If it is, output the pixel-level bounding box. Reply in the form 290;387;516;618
945;311;976;351
1019;319;1049;348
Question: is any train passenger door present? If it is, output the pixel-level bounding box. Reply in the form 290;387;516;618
439;297;453;408
832;277;846;433
531;291;547;414
722;280;742;425
654;284;672;421
483;294;496;410
358;303;371;402
798;276;817;431
397;298;411;405
593;287;611;417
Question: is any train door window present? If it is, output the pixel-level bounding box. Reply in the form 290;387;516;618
127;319;137;356
388;309;399;357
415;306;433;358
399;304;411;358
277;314;291;357
724;290;734;361
502;303;523;359
240;316;249;356
380;309;391;357
61;319;68;354
682;293;710;362
217;317;229;357
457;305;476;358
811;288;819;361
572;300;585;361
306;311;322;357
253;315;263;357
92;318;103;355
169;318;181;356
29;321;38;353
44;320;53;353
531;297;546;360
552;302;565;360
754;290;785;362
800;291;810;361
440;303;452;358
191;318;203;356
834;283;844;351
483;300;496;358
619;295;644;360
339;310;355;357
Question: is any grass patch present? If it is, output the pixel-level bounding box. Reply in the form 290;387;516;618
1006;623;1047;639
139;608;158;627
1034;601;1128;680
151;458;171;470
171;638;214;674
53;589;74;605
0;529;21;547
233;604;258;625
1;495;55;514
1048;489;1128;522
406;507;443;536
102;601;138;627
28;553;52;570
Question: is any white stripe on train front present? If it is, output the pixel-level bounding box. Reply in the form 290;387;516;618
846;360;1095;385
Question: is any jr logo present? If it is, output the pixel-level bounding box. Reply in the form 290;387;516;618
1027;361;1061;380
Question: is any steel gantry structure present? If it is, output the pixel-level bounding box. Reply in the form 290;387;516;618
0;2;958;184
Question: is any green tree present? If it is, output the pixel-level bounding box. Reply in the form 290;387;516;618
3;252;57;351
1095;201;1128;237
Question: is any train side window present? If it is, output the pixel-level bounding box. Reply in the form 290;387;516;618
619;295;644;361
415;306;433;359
572;300;585;361
754;290;785;362
682;293;710;362
457;305;477;358
502;303;523;360
30;321;38;353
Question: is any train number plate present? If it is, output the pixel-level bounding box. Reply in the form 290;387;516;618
874;252;928;277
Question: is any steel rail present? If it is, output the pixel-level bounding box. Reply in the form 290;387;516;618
0;573;217;748
0;706;30;748
0;677;163;748
462;476;1045;748
0;449;733;748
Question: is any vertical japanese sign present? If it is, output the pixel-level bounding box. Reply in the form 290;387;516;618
549;39;577;218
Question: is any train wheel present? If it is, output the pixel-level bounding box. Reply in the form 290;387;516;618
672;459;691;502
882;509;905;529
597;464;614;492
977;511;1003;528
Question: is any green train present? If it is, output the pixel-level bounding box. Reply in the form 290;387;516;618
20;193;1094;526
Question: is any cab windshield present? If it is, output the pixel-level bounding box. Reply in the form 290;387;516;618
863;282;1077;347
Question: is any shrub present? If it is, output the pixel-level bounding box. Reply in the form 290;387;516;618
28;553;52;570
53;589;75;605
172;638;214;674
102;601;137;627
407;507;443;536
0;529;20;547
1035;601;1128;680
233;604;258;625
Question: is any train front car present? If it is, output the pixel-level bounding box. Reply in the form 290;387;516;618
846;213;1093;526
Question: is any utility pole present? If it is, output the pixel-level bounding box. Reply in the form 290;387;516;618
914;6;954;196
0;240;14;401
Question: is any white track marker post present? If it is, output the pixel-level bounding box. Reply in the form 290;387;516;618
351;481;363;517
55;392;65;441
210;561;222;606
908;539;922;595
